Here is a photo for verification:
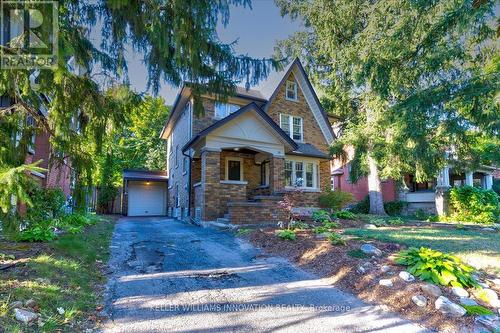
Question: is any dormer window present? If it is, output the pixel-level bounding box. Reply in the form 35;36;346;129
285;80;298;101
214;102;240;119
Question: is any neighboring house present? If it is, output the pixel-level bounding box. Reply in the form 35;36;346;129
160;59;335;224
329;119;496;215
0;96;73;215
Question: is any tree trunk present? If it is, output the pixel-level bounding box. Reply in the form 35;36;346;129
367;152;387;215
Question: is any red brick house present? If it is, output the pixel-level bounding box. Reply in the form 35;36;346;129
160;59;336;224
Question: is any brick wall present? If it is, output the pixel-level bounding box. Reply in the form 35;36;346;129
200;150;220;220
228;196;287;225
266;72;329;154
218;182;247;216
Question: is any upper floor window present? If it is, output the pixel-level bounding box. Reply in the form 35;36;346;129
279;114;303;141
285;80;298;101
214;102;240;119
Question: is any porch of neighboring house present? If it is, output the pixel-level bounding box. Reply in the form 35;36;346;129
191;147;288;225
399;165;495;215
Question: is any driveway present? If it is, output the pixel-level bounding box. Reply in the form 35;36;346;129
103;217;428;333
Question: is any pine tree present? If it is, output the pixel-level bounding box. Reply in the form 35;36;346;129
275;0;499;214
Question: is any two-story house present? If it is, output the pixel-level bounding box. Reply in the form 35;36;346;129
160;59;335;224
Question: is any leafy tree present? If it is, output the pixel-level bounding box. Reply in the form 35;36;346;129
275;0;499;214
0;1;278;216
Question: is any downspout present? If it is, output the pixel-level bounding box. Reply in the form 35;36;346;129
182;150;192;218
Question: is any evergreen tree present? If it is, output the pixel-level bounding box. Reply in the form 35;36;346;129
275;0;499;214
0;1;278;214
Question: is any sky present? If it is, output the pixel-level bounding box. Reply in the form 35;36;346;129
125;1;303;104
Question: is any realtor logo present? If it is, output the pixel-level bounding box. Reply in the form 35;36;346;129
1;1;58;69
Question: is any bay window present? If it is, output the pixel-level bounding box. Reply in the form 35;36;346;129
279;114;303;141
284;159;319;189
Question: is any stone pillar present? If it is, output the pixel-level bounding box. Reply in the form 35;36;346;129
435;166;451;215
485;174;493;190
465;172;473;186
200;149;220;221
269;156;284;194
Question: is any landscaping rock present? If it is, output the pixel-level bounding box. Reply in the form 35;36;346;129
57;307;65;315
481;228;495;231
451;287;469;298
380;265;391;273
315;233;328;240
459;297;478;306
379;279;393;287
421;283;442;298
478;282;489;288
411;295;427;307
25;299;37;308
9;301;23;309
356;262;373;274
475;315;500;332
360;244;382;256
14;308;39;323
490;278;500;287
435;296;466;317
475;288;500;307
399;271;415;282
356;265;367;274
365;224;378;229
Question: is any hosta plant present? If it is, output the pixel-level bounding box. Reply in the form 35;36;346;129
17;225;56;242
312;210;331;223
327;232;346;245
395;247;478;288
333;211;356;220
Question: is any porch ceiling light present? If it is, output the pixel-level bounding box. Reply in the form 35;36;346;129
234;148;240;151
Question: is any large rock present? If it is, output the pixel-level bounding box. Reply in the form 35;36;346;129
435;296;467;317
475;315;500;332
379;279;393;287
421;283;442;298
25;299;37;308
459;297;478;306
411;295;427;307
399;271;415;282
380;265;391;273
451;287;469;298
360;244;382;256
9;301;23;309
14;308;38;324
475;288;500;307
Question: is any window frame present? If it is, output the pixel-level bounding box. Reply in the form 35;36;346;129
284;159;319;190
285;80;298;101
214;102;240;119
279;114;303;141
260;161;270;186
225;157;244;181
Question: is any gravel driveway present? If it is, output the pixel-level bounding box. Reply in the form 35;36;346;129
102;217;428;333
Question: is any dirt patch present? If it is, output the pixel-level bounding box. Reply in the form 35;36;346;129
246;228;487;333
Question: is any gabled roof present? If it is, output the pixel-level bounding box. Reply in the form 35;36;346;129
263;58;336;144
182;102;298;152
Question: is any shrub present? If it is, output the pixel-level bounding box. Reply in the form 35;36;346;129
313;226;329;234
414;209;429;221
45;188;67;218
311;210;331;223
350;195;369;214
368;216;387;227
388;217;405;226
276;229;296;240
319;190;354;211
26;185;67;223
17;224;56;242
383;200;408;216
333;210;356;220
327;232;346;245
449;186;499;224
62;213;96;227
462;305;494;316
395;247;477;288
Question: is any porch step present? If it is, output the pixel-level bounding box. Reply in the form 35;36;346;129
224;214;230;219
216;217;230;224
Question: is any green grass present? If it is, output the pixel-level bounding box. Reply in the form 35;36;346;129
344;226;500;274
0;215;115;332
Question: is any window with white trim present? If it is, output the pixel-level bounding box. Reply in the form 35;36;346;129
214;102;240;119
284;159;319;189
285;80;298;101
279;114;303;141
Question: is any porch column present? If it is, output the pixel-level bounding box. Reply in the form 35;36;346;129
200;148;220;221
484;174;493;190
435;166;451;216
465;171;473;186
270;157;284;194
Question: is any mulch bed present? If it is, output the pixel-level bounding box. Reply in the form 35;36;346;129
246;228;483;333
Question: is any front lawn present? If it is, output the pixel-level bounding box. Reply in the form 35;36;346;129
0;215;117;332
344;226;500;274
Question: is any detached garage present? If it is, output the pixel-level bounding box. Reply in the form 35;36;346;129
122;170;168;217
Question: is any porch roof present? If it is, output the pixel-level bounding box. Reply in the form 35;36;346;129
182;102;298;153
289;142;330;159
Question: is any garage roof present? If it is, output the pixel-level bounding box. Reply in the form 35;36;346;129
123;169;168;182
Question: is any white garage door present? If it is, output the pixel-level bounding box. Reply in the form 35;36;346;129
128;181;166;216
